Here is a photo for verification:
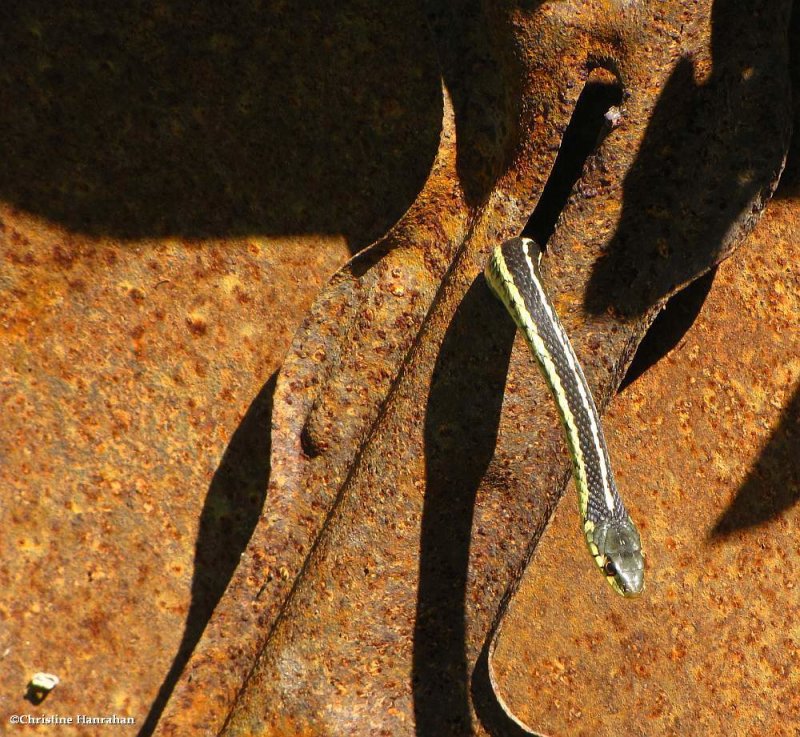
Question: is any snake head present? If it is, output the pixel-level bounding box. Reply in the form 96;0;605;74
591;517;644;597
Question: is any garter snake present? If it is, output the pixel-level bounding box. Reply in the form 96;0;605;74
485;236;644;596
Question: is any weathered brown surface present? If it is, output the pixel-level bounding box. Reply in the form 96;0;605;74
490;189;800;737
0;213;348;734
0;1;440;733
151;1;792;735
0;1;794;736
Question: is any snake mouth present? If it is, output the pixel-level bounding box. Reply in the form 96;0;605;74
595;546;645;597
593;518;645;597
613;563;644;597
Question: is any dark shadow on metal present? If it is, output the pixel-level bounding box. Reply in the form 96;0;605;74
0;1;440;252
711;382;800;538
775;0;800;198
618;267;716;392
701;0;799;538
585;0;789;317
137;373;276;737
423;0;517;206
524;79;622;247
413;277;516;736
471;639;540;737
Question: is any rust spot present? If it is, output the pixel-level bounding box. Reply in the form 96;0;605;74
186;314;208;336
52;244;77;268
80;609;109;640
7;250;36;265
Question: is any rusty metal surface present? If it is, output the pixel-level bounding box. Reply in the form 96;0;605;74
0;1;442;733
0;217;348;733
489;188;800;737
151;1;792;735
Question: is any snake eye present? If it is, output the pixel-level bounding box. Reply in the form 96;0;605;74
603;559;617;577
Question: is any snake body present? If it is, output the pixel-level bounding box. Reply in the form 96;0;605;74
485;236;644;596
